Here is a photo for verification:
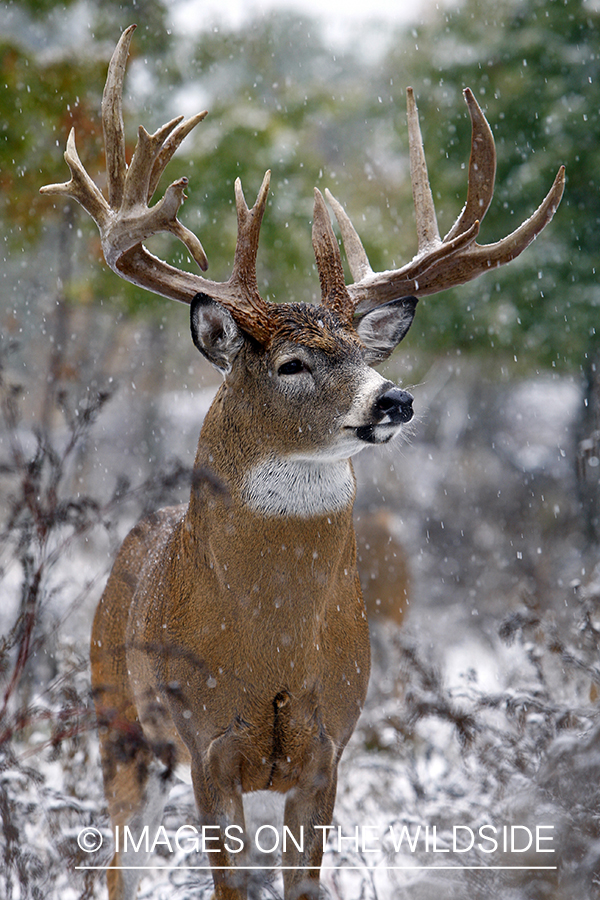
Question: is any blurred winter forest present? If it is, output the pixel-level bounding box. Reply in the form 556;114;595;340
1;0;600;896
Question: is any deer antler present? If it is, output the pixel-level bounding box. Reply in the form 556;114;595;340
325;88;565;319
41;26;564;337
40;24;273;344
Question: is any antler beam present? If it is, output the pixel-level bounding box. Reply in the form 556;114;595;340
326;88;565;318
40;24;273;343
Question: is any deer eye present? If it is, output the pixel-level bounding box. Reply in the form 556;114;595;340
278;359;309;376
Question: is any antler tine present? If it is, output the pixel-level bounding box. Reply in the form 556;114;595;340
40;128;110;227
232;171;271;287
122;117;185;209
407;87;440;251
204;172;274;343
102;23;136;210
324;189;372;283
312;188;354;321
444;88;496;242
148;111;208;201
434;165;566;280
324;87;564;318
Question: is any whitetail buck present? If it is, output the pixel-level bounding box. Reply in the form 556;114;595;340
41;25;564;900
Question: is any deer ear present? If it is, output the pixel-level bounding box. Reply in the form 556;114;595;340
355;296;418;365
190;293;245;373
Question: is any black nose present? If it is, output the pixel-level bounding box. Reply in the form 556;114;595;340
374;387;414;424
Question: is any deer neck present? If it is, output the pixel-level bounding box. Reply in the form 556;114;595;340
184;387;357;582
192;384;356;515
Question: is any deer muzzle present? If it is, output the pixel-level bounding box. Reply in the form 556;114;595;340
374;386;414;425
354;385;414;444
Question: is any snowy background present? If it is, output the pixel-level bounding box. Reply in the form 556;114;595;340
1;0;599;897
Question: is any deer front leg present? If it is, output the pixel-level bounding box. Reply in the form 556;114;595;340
191;741;249;900
282;732;339;900
101;748;172;900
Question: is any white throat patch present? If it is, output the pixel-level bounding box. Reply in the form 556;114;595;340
242;456;355;518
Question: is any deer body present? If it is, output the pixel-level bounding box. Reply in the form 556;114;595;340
91;298;416;899
41;24;564;900
92;497;368;898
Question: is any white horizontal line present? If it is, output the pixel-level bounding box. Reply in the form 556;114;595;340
76;865;558;871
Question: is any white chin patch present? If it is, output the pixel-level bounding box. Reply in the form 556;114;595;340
242;457;355;518
362;422;403;444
